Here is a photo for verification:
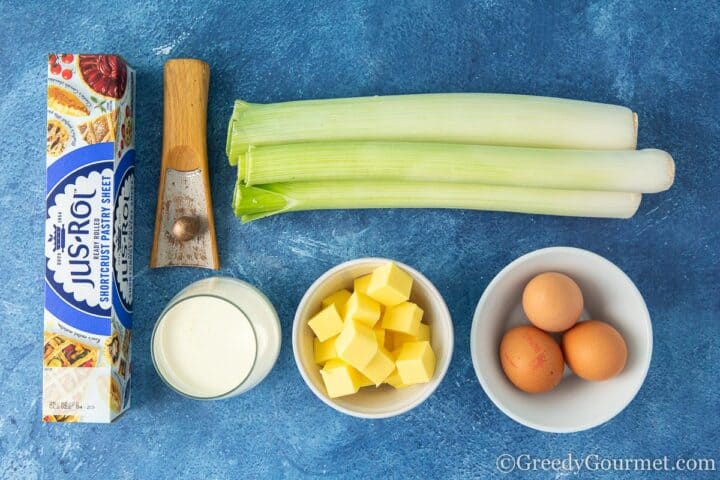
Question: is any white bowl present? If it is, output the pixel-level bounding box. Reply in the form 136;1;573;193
293;258;454;418
470;247;652;433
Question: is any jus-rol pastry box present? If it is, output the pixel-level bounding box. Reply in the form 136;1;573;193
44;54;134;423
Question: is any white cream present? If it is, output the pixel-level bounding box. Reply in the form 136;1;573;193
152;277;281;399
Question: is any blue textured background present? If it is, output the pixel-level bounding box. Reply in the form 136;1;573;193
1;1;718;478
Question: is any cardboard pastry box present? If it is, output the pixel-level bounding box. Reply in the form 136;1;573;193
44;53;135;423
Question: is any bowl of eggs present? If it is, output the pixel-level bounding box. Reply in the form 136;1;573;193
470;247;652;433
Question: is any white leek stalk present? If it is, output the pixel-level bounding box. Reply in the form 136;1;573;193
226;93;638;165
238;142;673;193
232;181;641;223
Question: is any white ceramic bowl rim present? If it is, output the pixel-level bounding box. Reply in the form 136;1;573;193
293;257;454;419
470;246;653;433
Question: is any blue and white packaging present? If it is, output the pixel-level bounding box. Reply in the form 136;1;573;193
43;53;134;423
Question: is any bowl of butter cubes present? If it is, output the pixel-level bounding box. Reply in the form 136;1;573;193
293;258;454;418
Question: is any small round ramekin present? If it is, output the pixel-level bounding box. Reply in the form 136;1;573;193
293;258;453;418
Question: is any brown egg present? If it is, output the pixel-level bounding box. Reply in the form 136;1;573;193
522;272;583;332
499;325;564;393
562;320;628;381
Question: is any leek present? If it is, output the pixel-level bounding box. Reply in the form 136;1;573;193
238;142;674;193
226;93;638;165
232;181;641;223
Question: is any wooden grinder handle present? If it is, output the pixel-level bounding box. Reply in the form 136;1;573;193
151;58;219;269
162;59;210;171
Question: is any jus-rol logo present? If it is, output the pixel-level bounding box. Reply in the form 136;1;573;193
46;144;116;335
112;150;134;328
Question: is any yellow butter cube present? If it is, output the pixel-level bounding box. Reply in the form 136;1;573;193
384;330;395;350
395;341;436;385
382;302;423;336
389;322;430;349
359;348;395;386
385;369;409;389
417;322;431;341
374;326;386;346
335;318;378;369
320;360;364;398
322;289;352;315
383;348;407;388
308;304;344;342
354;274;372;295
366;263;413;307
313;336;337;365
357;371;375;388
344;292;381;327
